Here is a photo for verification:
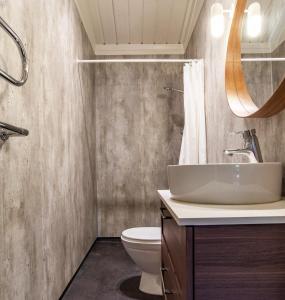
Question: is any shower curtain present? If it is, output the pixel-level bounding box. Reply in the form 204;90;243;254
179;60;207;164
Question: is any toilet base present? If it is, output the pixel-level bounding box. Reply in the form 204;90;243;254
139;272;162;296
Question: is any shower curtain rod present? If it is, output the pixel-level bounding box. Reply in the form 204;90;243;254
241;57;285;62
77;59;199;64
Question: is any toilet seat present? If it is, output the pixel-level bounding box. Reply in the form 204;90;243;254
121;227;161;244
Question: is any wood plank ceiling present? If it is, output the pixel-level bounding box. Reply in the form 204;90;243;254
75;0;204;55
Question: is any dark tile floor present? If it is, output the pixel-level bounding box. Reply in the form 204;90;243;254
62;239;163;300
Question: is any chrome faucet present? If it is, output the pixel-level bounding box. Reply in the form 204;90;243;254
224;129;263;163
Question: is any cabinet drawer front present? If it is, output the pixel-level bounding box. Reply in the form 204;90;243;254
161;207;186;288
161;236;181;300
195;225;285;300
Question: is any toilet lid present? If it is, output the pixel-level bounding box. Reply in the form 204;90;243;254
121;227;161;242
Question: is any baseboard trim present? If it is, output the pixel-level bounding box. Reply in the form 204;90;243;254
96;237;121;241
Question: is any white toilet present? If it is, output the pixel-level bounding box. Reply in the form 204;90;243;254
121;227;162;295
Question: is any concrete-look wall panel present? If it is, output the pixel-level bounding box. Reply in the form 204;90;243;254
0;1;97;299
95;60;183;236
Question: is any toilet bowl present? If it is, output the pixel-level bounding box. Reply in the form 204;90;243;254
121;227;162;295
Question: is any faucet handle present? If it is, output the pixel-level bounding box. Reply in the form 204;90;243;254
250;128;256;135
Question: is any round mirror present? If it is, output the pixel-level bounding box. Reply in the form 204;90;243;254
225;0;285;118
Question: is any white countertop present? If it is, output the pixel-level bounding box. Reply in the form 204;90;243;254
158;190;285;226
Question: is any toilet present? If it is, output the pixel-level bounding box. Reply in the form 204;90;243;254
121;227;162;295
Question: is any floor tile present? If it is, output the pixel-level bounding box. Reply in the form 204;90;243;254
62;240;163;300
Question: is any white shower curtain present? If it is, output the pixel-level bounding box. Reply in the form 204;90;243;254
179;60;207;165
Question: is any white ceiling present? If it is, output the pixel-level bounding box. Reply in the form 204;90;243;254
75;0;204;55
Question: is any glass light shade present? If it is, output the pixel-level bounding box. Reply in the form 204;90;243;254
211;3;225;38
247;2;262;38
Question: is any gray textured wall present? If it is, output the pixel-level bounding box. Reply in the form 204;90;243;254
272;40;285;90
241;39;285;107
242;55;273;107
185;0;285;170
0;1;97;299
95;59;183;236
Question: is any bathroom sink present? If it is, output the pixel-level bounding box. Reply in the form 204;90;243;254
167;163;282;205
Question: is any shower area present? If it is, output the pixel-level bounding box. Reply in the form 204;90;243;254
92;58;207;237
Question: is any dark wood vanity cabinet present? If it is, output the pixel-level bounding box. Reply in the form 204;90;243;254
161;204;285;300
161;205;193;300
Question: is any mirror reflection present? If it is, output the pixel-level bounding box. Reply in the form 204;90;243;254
241;0;285;107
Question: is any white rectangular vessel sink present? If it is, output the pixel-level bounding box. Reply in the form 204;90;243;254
167;163;283;205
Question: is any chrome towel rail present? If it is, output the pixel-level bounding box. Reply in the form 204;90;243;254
0;121;29;141
0;16;28;86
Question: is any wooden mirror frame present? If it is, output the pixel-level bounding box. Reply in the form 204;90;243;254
225;0;285;118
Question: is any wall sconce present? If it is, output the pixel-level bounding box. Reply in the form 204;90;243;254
211;2;261;39
247;2;262;38
210;3;225;38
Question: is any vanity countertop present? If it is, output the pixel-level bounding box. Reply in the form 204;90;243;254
158;190;285;226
